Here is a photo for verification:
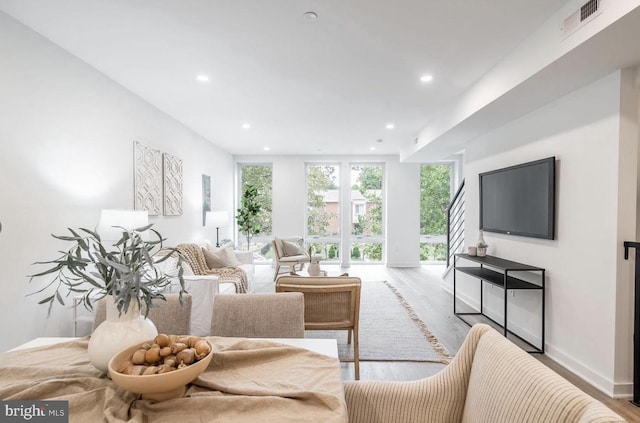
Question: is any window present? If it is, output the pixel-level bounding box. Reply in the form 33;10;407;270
306;164;340;261
238;164;272;262
350;164;383;263
420;164;451;262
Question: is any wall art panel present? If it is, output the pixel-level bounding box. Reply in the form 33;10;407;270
134;141;162;215
163;152;183;215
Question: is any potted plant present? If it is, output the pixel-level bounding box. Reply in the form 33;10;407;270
476;241;489;257
29;224;186;371
236;184;263;251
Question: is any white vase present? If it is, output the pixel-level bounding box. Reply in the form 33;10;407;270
308;261;321;276
88;298;158;372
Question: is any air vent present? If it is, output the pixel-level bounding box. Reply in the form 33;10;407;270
561;0;602;38
580;0;599;21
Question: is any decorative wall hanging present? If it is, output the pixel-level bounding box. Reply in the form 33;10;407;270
163;152;183;216
202;174;211;226
134;141;162;216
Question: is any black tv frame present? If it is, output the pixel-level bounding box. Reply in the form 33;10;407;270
479;157;556;240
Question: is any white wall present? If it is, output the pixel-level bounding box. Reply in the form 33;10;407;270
455;70;639;397
0;12;234;351
235;155;421;267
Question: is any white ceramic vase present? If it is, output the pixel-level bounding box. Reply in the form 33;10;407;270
88;298;158;372
308;261;321;276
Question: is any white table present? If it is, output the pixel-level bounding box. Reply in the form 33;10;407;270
9;337;338;358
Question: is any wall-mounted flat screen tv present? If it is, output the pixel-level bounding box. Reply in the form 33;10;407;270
479;157;555;240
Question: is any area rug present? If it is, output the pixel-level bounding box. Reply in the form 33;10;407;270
305;280;451;363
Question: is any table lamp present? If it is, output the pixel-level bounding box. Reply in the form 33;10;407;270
206;211;229;247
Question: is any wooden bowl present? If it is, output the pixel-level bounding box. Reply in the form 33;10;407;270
108;339;213;401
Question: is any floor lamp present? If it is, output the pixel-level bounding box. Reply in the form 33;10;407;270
206;211;230;247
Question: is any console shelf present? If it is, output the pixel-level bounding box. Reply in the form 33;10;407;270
453;253;545;353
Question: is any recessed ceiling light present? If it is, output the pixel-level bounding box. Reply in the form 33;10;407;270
420;74;433;83
196;74;209;82
369;147;376;151
263;146;270;151
385;123;395;130
242;123;251;130
303;11;318;20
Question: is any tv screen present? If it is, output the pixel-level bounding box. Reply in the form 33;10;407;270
479;157;555;240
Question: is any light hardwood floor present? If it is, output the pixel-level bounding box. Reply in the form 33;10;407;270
253;263;640;421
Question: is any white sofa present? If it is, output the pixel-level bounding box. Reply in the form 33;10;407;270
201;242;255;294
154;243;255;336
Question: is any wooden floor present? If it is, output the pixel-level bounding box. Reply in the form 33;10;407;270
254;264;640;421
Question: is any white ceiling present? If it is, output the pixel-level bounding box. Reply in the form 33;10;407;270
0;0;572;157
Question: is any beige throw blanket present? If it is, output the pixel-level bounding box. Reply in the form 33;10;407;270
0;337;347;422
177;243;248;294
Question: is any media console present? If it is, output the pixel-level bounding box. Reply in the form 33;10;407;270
453;253;545;353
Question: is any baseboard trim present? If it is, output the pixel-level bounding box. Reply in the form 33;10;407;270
544;344;619;398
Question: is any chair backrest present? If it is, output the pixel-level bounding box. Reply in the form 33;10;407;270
462;326;620;422
210;292;305;338
93;294;192;335
275;276;361;331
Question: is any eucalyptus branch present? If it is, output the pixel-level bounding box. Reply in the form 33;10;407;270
29;224;186;317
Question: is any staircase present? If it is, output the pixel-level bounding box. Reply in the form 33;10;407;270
446;179;465;268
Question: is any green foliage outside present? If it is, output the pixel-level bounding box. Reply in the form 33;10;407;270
240;165;272;235
351;245;361;259
354;243;382;261
420;164;451;262
420;164;450;236
352;165;382;237
419;243;447;261
307;165;338;236
307;242;339;261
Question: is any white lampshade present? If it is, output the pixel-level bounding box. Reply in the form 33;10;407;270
206;211;230;228
97;209;149;241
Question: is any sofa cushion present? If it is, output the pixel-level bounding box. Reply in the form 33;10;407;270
222;246;241;266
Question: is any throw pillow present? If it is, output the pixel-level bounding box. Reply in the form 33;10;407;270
222;246;241;267
282;240;307;257
202;248;231;269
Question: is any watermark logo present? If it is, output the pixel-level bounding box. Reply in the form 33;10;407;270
1;401;68;422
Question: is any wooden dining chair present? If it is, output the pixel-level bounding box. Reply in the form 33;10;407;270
93;294;192;335
210;292;305;338
276;275;362;379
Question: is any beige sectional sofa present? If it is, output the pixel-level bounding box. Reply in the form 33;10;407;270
344;324;625;423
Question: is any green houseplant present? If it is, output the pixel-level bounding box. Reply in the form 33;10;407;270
236;184;263;250
29;224;187;371
30;224;186;316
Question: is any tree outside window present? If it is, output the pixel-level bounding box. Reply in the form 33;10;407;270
420;164;451;262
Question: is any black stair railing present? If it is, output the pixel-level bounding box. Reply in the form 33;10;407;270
624;241;640;407
446;179;465;268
